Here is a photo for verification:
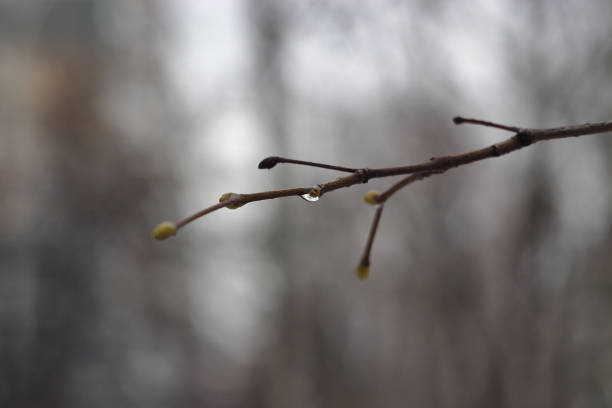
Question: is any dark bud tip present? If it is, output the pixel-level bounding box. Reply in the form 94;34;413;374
258;156;280;169
453;116;465;125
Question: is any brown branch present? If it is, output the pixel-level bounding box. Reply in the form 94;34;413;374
356;204;384;280
361;119;612;179
355;170;443;272
161;117;612;235
453;116;521;132
258;156;358;172
152;116;612;276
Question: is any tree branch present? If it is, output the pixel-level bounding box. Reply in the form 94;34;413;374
175;118;612;226
154;116;612;275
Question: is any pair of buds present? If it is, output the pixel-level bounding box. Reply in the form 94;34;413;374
151;192;243;240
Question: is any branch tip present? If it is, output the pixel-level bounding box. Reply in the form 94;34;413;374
152;221;177;241
450;117;521;132
356;262;370;280
258;156;280;169
363;190;380;205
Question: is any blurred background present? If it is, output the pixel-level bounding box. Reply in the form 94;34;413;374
2;0;612;407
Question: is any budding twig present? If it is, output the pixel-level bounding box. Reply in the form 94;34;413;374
356;204;384;280
452;116;521;132
155;116;612;275
175;187;311;230
258;156;358;173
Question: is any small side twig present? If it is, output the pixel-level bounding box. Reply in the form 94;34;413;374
258;156;358;173
376;169;445;203
453;116;521;132
356;204;384;280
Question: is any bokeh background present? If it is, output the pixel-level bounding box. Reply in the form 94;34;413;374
2;0;612;407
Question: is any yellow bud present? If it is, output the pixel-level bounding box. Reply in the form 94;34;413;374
308;185;321;198
363;190;380;205
219;192;244;209
152;221;177;241
356;263;370;280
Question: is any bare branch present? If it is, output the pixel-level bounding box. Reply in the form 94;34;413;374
350;119;612;179
258;156;358;172
160;117;612;236
153;116;612;274
356;204;384;280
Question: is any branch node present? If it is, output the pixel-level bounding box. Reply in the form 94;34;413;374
358;168;371;183
491;144;500;157
516;131;533;146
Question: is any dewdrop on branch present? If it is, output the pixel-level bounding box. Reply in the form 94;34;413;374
300;185;322;202
152;221;177;241
219;192;245;209
356;262;370;280
363;190;380;205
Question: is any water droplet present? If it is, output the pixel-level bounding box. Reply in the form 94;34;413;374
301;193;320;202
300;184;322;202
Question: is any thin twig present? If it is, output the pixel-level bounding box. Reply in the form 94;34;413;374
453;116;521;132
359;171;442;259
176;187;310;230
258;156;359;172
359;204;384;269
377;170;445;203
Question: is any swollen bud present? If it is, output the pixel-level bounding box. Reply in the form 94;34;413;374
219;192;244;209
356;263;370;280
258;156;280;169
152;221;177;241
363;190;380;205
308;185;321;198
